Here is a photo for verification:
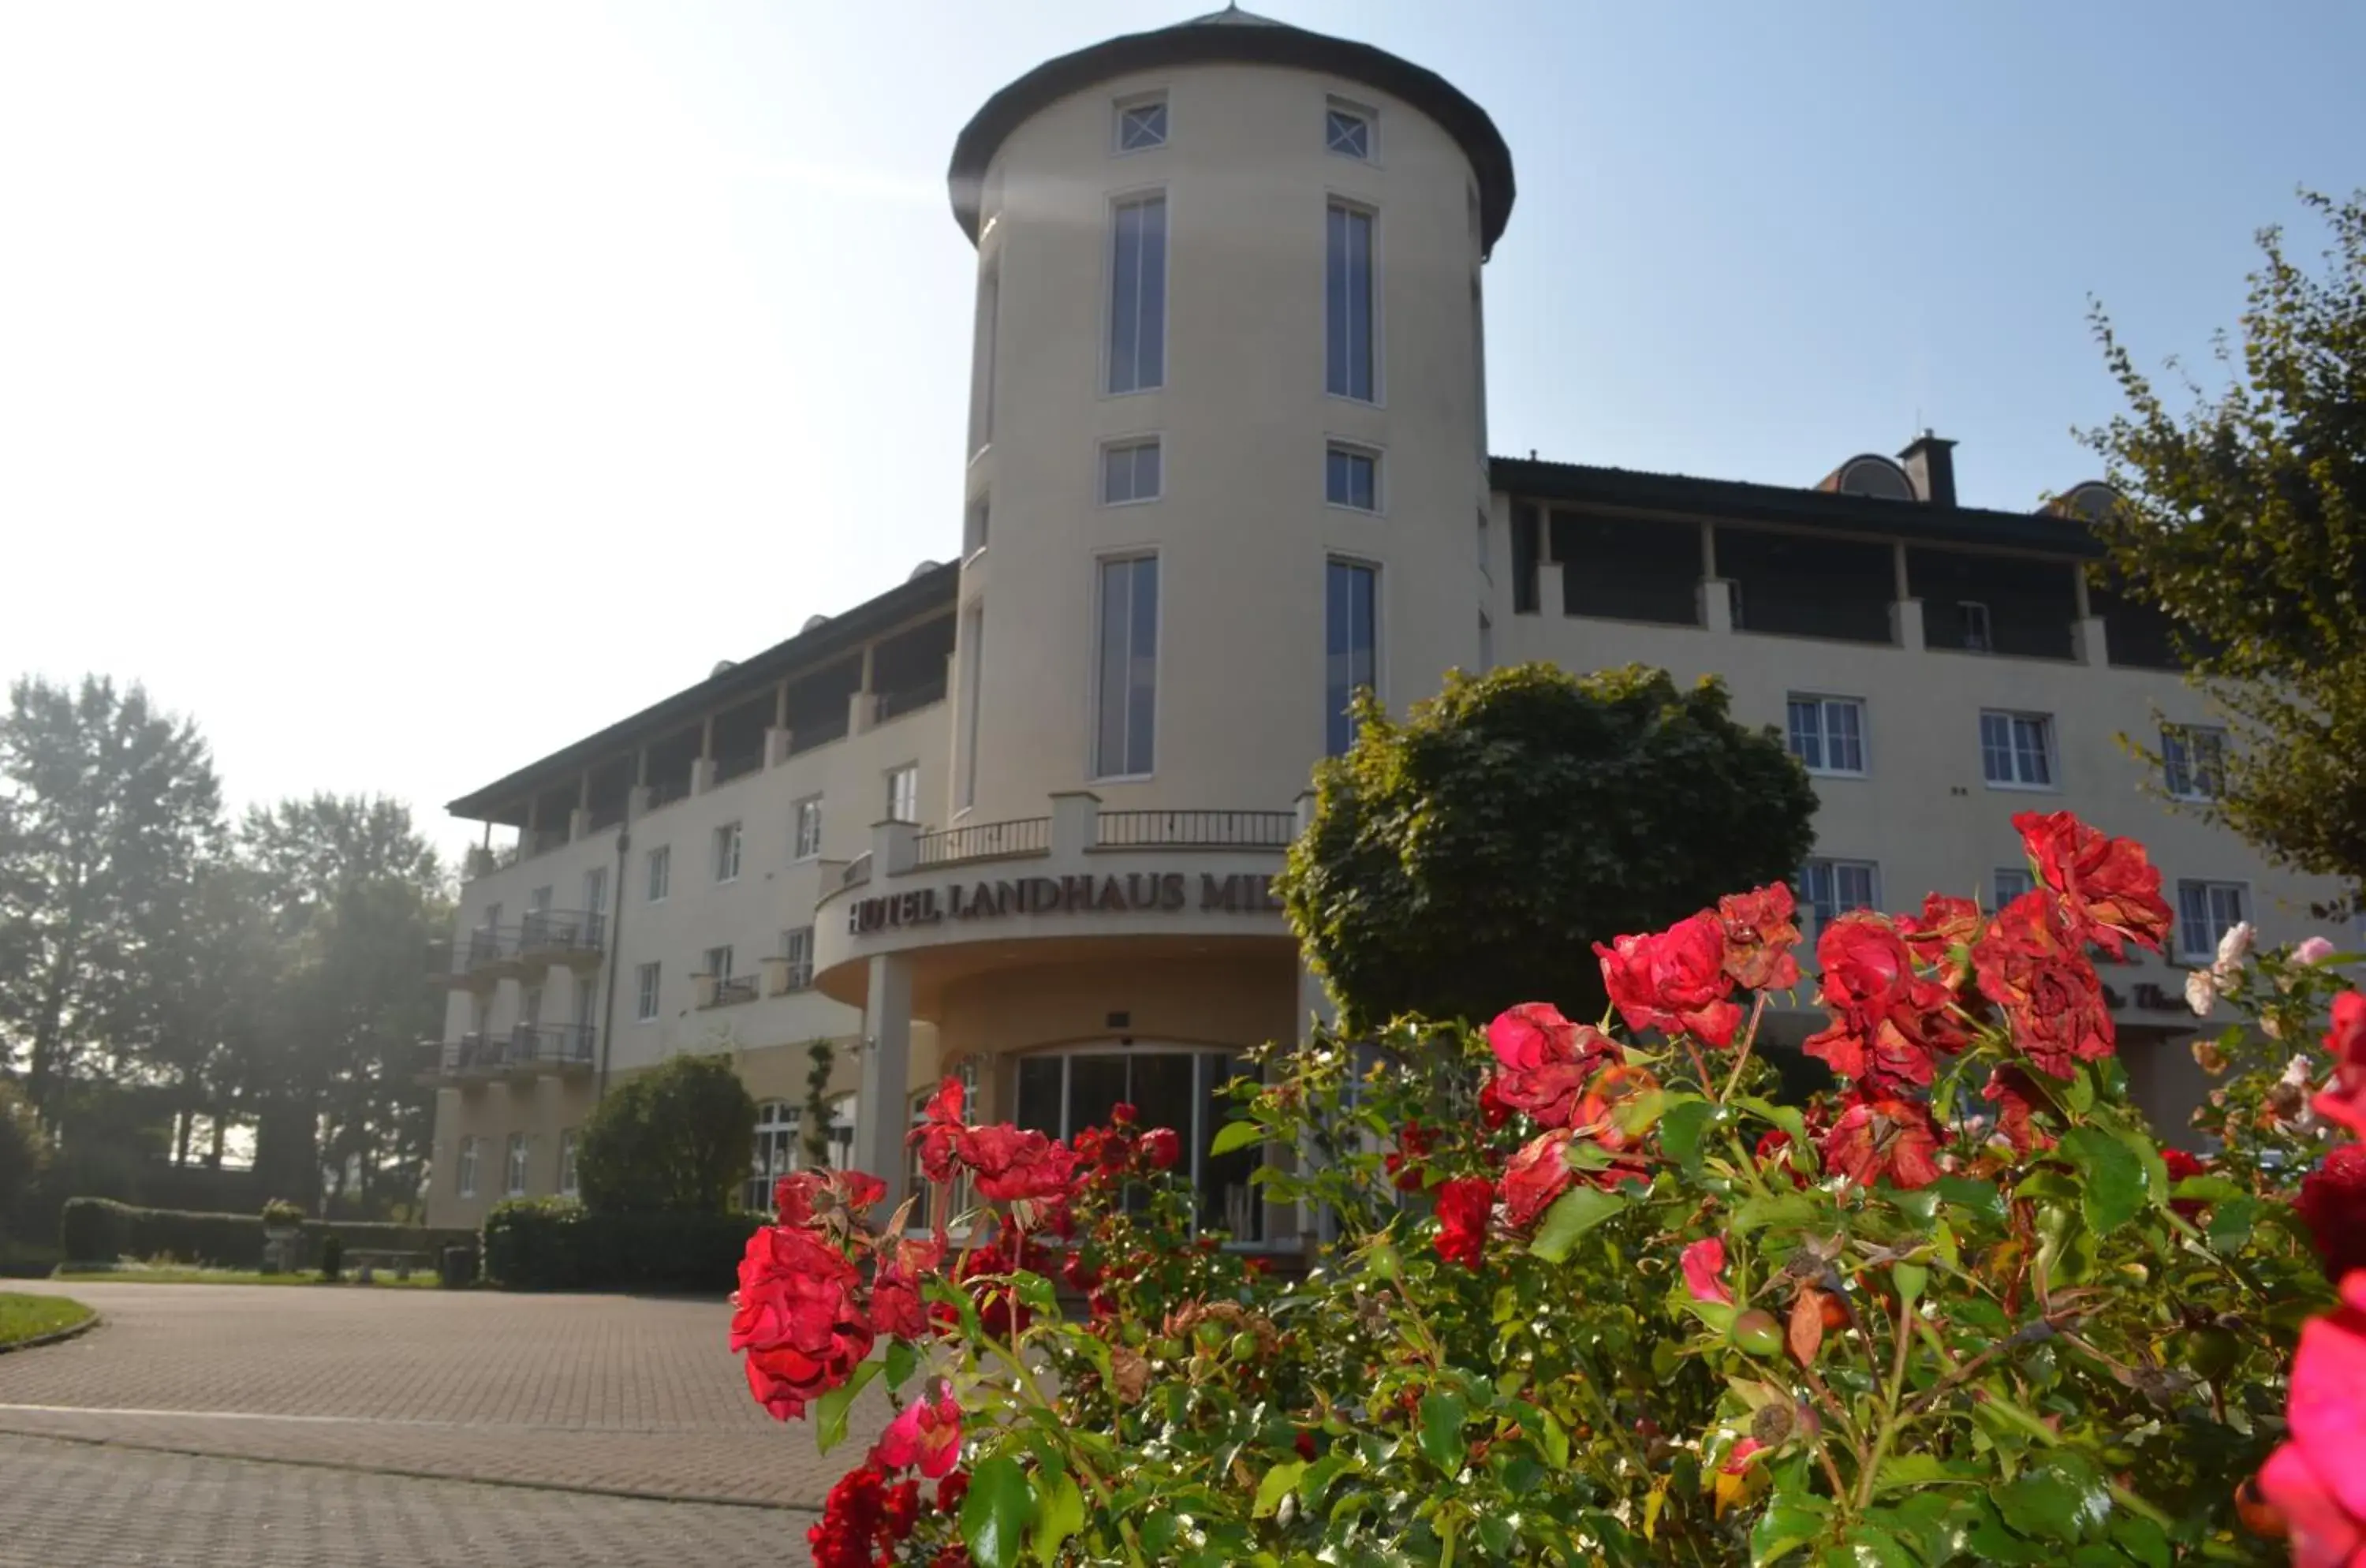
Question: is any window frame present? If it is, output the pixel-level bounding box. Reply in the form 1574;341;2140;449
503;1132;529;1198
1324;198;1380;404
1957;599;1993;653
1993;867;2036;910
644;845;670;904
634;961;661;1022
457;1136;479;1199
712;821;743;883
746;1099;802;1213
1105;189;1169;397
1090;552;1161;782
1324;98;1375;161
557;1129;579;1198
885;764;920;825
1099;435;1163;506
1325;557;1381;758
1324;441;1382;513
703;944;734;984
792;797;823;861
1798;857;1881;937
2176;879;2251;964
780;926;815;991
1114;93;1169;155
1979;709;2058;791
1785;694;1868;778
2162;723;2227;802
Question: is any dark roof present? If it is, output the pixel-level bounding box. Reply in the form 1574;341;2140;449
1489;456;2106;558
947;9;1516;255
446;564;961;820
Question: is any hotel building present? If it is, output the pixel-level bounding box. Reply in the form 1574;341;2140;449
421;9;2342;1233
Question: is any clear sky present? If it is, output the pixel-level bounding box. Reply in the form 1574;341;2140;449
2;2;2359;861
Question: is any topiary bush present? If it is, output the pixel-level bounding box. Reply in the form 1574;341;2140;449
577;1053;758;1215
480;1197;762;1293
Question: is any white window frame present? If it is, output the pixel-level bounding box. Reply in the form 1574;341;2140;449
1325;557;1381;758
886;764;920;825
503;1133;529;1198
1091;552;1161;782
2163;723;2227;802
1325;441;1382;513
557;1129;579;1199
2177;879;2251;964
1980;710;2058;791
1324;98;1374;161
1958;600;1993;653
635;961;661;1022
959;600;985;809
1099;436;1163;506
1786;695;1868;778
644;846;669;904
712;821;742;883
1114;93;1168;154
456;1137;479;1199
1106;190;1168;396
964;495;990;558
780;926;815;991
703;945;734;984
792;797;823;861
1993;866;2036;909
1799;857;1881;937
1324;199;1379;404
747;1099;801;1213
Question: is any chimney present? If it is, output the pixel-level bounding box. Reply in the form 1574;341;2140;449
1898;431;1957;509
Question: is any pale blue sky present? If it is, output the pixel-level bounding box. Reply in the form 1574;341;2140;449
1;2;2357;857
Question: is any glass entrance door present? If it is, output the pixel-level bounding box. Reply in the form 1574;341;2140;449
1012;1047;1261;1241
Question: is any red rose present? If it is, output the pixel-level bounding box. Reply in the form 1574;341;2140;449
936;1469;968;1516
1110;1102;1137;1126
1140;1126;1181;1170
1294;1429;1319;1462
878;1380;964;1480
941;1230;1048;1339
732;1225;875;1421
2013;809;2173;959
2160;1148;2211;1221
1716;882;1804;991
1385;1120;1436;1193
909;1077;968;1185
1898;893;1983;991
869;1235;943;1342
1820;1093;1943;1190
957;1125;1080;1204
2259;1272;2366;1563
2300;1144;2366;1281
1501;1129;1577;1228
2314;991;2366;1137
1804;913;1965;1089
1434;1176;1495;1269
1476;1077;1513;1129
1595;911;1744;1047
774;1168;888;1229
1973;892;2115;1080
1980;1065;2050;1155
1755;1127;1811;1188
1486;1002;1617;1128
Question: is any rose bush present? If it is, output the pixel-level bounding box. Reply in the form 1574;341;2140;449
729;809;2360;1565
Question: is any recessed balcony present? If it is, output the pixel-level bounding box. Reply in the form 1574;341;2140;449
516;909;606;968
508;1023;597;1077
440;927;518;988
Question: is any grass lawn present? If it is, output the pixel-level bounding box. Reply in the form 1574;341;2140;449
53;1265;443;1289
0;1291;95;1347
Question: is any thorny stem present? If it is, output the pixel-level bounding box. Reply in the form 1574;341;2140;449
1852;1297;1919;1518
1719;994;1769;1104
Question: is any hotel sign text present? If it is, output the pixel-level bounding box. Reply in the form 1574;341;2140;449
846;872;1282;935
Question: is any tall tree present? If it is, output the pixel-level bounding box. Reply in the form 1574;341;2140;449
236;795;450;1212
1278;663;1819;1032
0;677;223;1123
2085;189;2366;895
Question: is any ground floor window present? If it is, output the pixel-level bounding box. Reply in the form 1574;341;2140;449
910;1061;980;1230
1012;1047;1262;1241
558;1129;580;1198
745;1094;857;1212
504;1133;530;1197
457;1136;480;1198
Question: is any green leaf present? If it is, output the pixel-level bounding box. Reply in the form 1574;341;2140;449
814;1357;883;1455
1842;1524;1917;1567
883;1337;918;1392
1208;1120;1264;1157
1252;1460;1306;1519
1893;1262;1928;1309
2108;1510;2171;1568
2208;1196;2262;1251
2063;1063;2096;1115
1032;1469;1084;1566
1660;1097;1715;1173
1733;1190;1820;1235
1475;1514;1516;1558
1931;1174;2008;1225
1870;1454;1963;1495
1750;1496;1832;1564
1735;1095;1810;1148
1417;1391;1468;1473
1297;1450;1353;1508
2170;1174;2248;1204
1995;1470;2084;1543
1528;1185;1629;1263
2060;1127;2144;1236
961;1455;1033;1568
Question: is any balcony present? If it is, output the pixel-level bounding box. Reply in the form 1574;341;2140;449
696;975;759;1010
1093;809;1296;850
915;816;1050;868
517;909;606;966
442;927;519;987
842;852;873;889
508;1023;597;1077
873;678;947;724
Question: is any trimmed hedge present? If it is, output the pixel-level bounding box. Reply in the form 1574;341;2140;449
58;1197;472;1271
480;1197;762;1294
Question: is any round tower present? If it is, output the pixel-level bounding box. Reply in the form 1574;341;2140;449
944;8;1515;823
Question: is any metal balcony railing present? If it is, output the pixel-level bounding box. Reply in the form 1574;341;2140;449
704;976;759;1009
506;1023;596;1069
447;1032;503;1075
449;927;515;977
914;816;1051;868
842;852;873;888
1093;809;1297;849
517;909;606;955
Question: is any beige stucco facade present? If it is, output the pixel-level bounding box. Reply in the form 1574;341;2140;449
422;12;2345;1230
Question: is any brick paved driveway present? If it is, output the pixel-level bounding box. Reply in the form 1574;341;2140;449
0;1281;891;1565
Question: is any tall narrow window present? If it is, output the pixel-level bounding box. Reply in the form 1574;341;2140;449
1095;556;1159;778
558;1130;579;1198
886;764;919;824
2163;724;2226;801
456;1137;479;1198
1326;203;1376;400
703;945;734;984
2177;880;2250;963
1472;277;1487;453
712;821;742;882
793;797;822;861
964;497;990;555
644;846;669;903
504;1133;529;1197
1107;195;1167;394
959;603;985;808
781;926;815;991
580;866;607;921
635;961;661;1022
1326;560;1379;756
968;267;998;453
